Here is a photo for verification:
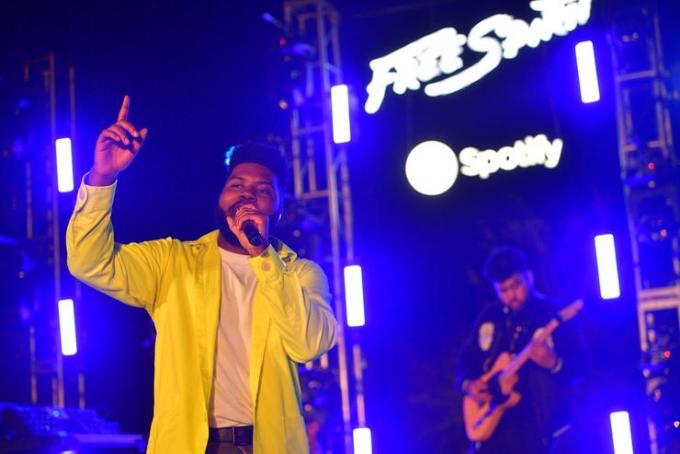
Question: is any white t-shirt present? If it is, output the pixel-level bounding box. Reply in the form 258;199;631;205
208;247;257;427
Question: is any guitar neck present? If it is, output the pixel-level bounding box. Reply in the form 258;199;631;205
500;318;560;379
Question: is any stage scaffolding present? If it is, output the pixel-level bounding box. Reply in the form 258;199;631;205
277;1;365;452
609;1;680;452
0;53;85;410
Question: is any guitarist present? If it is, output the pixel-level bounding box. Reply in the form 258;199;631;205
455;247;585;453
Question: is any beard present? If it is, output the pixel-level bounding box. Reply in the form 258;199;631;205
214;205;242;248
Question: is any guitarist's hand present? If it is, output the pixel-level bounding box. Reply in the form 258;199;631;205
529;339;558;370
465;379;492;405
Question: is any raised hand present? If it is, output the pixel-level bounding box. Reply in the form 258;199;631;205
89;95;148;186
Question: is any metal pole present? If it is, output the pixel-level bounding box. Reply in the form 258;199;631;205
48;52;65;408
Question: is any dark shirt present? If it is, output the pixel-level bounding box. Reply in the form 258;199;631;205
455;295;585;453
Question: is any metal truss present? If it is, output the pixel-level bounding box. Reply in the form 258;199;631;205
609;1;680;452
5;53;85;409
281;1;364;452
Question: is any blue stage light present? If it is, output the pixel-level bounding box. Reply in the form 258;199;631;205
58;299;78;356
331;84;351;144
576;40;600;103
55;138;74;193
353;427;372;454
344;265;365;327
610;411;634;454
595;234;621;299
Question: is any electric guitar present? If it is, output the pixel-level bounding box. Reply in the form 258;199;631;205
462;299;584;442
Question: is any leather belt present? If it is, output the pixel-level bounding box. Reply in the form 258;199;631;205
208;426;254;446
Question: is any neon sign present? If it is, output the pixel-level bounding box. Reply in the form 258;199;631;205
405;134;564;195
459;134;563;179
365;0;592;114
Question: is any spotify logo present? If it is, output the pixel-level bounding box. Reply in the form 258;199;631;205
405;135;563;195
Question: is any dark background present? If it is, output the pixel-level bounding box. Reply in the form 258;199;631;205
2;0;679;452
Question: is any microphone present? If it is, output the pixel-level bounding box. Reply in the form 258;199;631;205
243;221;264;247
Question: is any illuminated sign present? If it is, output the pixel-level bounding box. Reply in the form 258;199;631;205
365;0;592;113
460;134;563;179
405;134;563;195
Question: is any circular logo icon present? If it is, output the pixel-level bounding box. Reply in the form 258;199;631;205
405;140;459;195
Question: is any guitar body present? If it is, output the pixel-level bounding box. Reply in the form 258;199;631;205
463;352;522;442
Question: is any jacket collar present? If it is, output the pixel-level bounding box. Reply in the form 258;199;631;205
197;230;298;263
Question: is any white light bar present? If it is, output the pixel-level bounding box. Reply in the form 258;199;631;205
575;40;600;103
344;265;365;327
595;234;621;299
58;299;78;356
56;138;74;193
610;411;634;454
331;84;351;144
353;427;373;454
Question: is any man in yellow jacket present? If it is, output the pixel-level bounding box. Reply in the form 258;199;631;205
66;96;338;453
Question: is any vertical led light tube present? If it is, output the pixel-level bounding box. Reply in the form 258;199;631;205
344;265;365;327
595;234;621;299
331;84;351;144
56;138;74;193
58;299;78;356
576;40;600;103
353;427;372;454
610;411;634;454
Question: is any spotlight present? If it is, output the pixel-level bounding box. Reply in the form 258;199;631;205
353;427;372;454
55;138;74;193
331;85;351;144
594;234;621;299
575;40;600;103
610;411;634;454
344;265;365;327
58;299;77;356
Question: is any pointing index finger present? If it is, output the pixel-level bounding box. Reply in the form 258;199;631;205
117;95;130;122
